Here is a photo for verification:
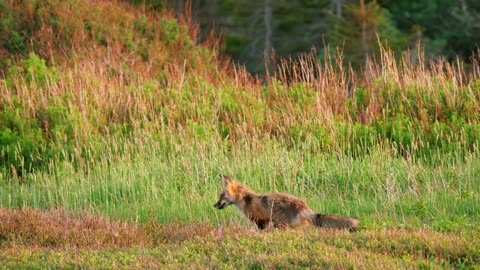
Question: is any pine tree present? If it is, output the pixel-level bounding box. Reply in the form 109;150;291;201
328;0;411;67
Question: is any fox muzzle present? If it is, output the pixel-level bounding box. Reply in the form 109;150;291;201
214;201;226;209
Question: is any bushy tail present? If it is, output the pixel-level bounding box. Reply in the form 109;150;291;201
313;213;361;232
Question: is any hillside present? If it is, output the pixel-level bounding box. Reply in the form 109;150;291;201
1;0;229;174
0;1;479;268
1;0;479;175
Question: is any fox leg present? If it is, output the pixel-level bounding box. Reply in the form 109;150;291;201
273;222;288;230
255;220;269;230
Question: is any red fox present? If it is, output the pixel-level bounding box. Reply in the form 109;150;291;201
214;176;360;231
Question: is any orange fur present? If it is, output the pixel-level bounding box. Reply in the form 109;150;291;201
214;176;360;231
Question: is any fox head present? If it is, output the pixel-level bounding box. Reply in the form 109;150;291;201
214;176;238;210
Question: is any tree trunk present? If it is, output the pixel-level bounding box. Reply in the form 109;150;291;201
360;0;368;62
176;0;184;19
334;0;342;18
264;0;273;73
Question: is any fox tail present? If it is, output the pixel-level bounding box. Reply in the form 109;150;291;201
312;213;361;232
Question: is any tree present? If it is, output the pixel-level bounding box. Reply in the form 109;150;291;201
124;0;480;70
189;0;332;73
264;0;273;73
378;0;480;61
328;0;411;67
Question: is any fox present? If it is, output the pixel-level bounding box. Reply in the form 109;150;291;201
214;176;360;231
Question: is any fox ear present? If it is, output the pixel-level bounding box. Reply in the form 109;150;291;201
222;175;238;192
222;175;233;186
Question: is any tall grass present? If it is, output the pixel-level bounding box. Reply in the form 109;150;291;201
1;130;478;232
0;0;479;232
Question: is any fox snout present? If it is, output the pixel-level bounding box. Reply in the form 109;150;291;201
214;195;234;210
214;201;226;209
214;192;232;210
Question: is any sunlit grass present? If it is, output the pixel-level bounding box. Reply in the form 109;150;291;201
1;131;478;234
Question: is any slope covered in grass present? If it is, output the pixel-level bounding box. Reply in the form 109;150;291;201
1;0;227;174
1;0;480;175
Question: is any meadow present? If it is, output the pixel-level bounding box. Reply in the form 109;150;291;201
0;0;479;268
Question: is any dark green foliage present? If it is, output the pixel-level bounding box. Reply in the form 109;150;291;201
0;3;26;54
225;34;250;58
0;103;46;176
5;53;59;91
0;2;26;69
379;0;480;60
135;0;480;72
123;0;166;10
328;1;412;67
355;87;369;111
0;102;76;176
1;54;62;174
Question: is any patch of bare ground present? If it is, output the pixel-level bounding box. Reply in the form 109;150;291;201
0;208;152;249
0;208;251;249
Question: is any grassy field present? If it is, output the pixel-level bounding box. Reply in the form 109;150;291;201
1;0;480;268
1;134;479;268
1;135;479;232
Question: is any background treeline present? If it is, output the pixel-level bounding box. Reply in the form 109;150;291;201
126;0;480;73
